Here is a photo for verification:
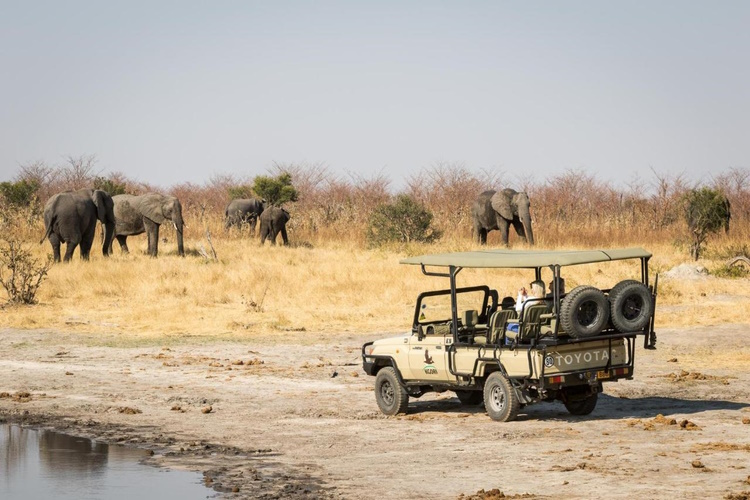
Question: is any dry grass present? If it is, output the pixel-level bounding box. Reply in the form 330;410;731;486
2;216;750;342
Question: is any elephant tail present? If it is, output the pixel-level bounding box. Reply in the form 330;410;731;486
40;217;54;244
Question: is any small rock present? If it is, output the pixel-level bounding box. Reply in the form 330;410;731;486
742;418;750;425
201;405;213;414
331;371;338;378
667;358;678;363
691;460;705;468
65;372;73;375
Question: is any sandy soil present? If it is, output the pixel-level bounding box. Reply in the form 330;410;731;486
1;326;749;499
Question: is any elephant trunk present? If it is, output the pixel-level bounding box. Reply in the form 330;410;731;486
174;213;185;257
522;214;535;246
101;221;115;257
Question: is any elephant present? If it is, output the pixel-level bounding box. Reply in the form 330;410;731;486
259;206;290;245
41;189;115;262
111;193;185;257
225;198;265;234
472;188;535;246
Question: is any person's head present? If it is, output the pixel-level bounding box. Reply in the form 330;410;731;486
501;296;516;309
530;280;545;298
549;277;566;295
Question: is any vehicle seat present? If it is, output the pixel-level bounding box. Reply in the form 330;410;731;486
488;309;517;344
462;309;478;329
506;304;548;343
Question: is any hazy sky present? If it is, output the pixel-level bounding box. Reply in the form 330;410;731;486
1;1;748;188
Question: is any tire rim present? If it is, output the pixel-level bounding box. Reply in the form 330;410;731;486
622;295;643;320
380;380;395;406
576;300;600;327
489;385;506;412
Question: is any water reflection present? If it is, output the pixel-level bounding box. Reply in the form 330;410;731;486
0;424;211;499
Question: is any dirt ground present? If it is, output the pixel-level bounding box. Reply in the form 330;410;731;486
1;325;749;499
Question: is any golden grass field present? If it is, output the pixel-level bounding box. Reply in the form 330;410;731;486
2;213;749;341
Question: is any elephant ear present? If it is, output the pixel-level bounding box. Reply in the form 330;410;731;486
491;190;515;220
139;195;168;225
91;190;110;223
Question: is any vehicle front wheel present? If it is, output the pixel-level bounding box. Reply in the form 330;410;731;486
483;372;519;422
455;390;483;405
374;367;409;415
563;390;598;415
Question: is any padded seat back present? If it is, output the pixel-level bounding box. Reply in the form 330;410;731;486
462;309;478;328
488;309;517;344
505;304;548;342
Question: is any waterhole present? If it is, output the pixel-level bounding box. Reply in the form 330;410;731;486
0;424;212;499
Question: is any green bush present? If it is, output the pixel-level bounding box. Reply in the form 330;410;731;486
227;184;255;200
93;176;127;196
366;195;442;247
710;263;750;279
684;188;731;260
0;179;39;208
253;173;298;206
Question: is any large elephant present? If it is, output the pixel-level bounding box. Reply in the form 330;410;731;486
41;189;115;262
111;193;185;257
472;189;535;246
259;207;290;246
225;198;264;234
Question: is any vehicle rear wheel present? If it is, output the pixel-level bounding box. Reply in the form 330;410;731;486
609;280;652;332
560;286;610;338
483;372;519;422
374;367;409;415
563;390;598;415
455;390;483;405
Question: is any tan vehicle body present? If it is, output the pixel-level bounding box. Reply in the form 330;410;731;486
363;248;656;421
370;335;626;382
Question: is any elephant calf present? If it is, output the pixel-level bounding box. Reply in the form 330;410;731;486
259;207;290;246
41;189;115;262
111;193;185;257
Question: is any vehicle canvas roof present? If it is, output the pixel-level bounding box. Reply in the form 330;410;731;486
400;248;651;269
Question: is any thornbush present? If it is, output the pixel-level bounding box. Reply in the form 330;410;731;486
366;195;442;247
0;237;52;304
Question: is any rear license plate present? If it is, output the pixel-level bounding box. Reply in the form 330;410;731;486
596;370;610;379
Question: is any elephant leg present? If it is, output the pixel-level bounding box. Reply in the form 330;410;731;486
511;219;527;243
79;239;92;260
63;238;80;262
280;226;288;246
48;233;62;263
499;221;510;246
80;224;96;260
249;218;257;237
144;220;159;256
269;228;278;246
116;235;129;254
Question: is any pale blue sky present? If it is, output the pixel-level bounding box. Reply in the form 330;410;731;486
1;1;748;187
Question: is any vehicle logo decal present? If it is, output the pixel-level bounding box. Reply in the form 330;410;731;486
544;355;554;368
424;350;434;364
424;364;438;375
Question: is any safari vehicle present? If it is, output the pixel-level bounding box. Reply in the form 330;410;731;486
362;248;658;422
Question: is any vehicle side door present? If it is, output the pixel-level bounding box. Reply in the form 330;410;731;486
408;330;450;381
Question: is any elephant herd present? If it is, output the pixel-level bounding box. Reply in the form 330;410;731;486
40;187;532;261
41;190;291;262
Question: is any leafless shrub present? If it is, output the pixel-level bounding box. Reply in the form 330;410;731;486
0;235;52;304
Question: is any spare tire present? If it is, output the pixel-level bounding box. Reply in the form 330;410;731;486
609;279;652;332
560;286;610;338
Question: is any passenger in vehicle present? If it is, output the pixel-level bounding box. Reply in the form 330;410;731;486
500;296;516;310
515;280;545;315
547;277;566;298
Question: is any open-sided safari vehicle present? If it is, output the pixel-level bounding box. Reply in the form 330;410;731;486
362;248;658;421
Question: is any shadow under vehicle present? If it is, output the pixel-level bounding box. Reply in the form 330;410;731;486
362;248;658;422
